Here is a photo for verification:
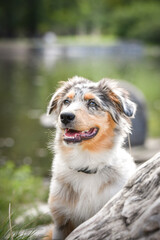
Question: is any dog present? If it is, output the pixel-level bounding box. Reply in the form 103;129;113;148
46;76;136;240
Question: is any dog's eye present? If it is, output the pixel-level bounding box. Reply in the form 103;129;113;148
63;99;71;105
88;100;97;108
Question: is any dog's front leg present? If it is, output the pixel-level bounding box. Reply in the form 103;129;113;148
52;224;63;240
52;219;74;240
49;197;74;240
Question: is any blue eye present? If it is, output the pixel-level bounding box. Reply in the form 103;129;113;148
63;99;71;105
88;100;97;108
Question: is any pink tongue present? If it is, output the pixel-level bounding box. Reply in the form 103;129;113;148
64;128;98;142
65;128;95;138
65;129;80;137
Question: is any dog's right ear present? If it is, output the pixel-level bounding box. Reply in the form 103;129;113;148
47;80;72;117
47;89;61;116
47;90;62;125
47;78;77;116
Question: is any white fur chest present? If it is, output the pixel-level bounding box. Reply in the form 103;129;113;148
68;171;125;225
49;146;136;226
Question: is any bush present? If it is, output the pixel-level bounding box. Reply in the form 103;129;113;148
109;2;160;44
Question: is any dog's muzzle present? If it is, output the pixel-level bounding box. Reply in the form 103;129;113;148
60;112;75;125
63;128;99;143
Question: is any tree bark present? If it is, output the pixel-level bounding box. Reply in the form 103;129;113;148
66;152;160;240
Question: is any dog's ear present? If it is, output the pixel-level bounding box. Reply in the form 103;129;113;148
47;80;73;116
47;81;68;115
118;94;136;118
47;90;61;115
98;79;136;120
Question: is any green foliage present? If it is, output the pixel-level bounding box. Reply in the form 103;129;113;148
0;0;160;44
108;2;160;43
0;161;47;223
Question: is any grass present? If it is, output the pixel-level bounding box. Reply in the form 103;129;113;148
57;34;117;45
0;209;36;240
0;210;52;240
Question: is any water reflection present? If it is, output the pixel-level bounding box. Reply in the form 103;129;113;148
0;42;159;176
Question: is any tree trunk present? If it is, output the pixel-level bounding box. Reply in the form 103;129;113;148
66;152;160;240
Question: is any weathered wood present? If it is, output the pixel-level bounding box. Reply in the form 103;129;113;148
66;152;160;240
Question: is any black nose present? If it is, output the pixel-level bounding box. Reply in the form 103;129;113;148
60;112;75;125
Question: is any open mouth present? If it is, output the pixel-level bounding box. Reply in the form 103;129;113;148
63;127;99;143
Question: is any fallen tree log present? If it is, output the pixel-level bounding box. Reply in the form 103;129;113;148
66;152;160;240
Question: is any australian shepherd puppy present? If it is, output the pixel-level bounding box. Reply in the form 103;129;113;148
46;76;136;240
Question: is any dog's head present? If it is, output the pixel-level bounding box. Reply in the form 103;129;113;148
47;76;136;151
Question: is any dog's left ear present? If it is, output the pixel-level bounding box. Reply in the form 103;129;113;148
116;92;136;118
98;79;136;119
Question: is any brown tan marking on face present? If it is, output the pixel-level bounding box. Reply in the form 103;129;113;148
67;91;75;100
72;110;115;152
82;113;115;152
84;92;95;100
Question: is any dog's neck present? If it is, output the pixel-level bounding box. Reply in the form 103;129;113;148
69;164;119;180
56;137;123;176
76;166;97;174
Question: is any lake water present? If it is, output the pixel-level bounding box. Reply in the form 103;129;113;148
0;41;160;176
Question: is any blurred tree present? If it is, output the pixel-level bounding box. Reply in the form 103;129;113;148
24;0;43;37
0;0;23;37
49;0;78;34
0;0;159;43
109;2;160;44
